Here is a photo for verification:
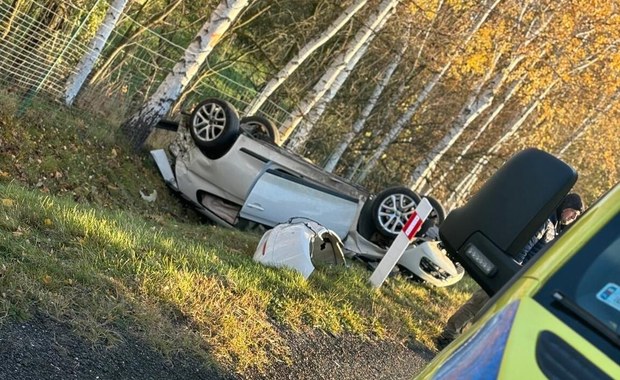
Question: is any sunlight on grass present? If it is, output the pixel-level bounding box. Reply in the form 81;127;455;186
0;180;469;374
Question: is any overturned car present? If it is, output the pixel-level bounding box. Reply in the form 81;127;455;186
150;98;464;287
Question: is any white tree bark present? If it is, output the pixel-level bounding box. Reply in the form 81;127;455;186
345;0;445;181
121;0;249;149
409;55;524;193
354;0;501;184
243;0;370;115
64;0;129;105
323;38;408;172
278;0;399;144
557;89;620;158
425;3;554;194
355;68;447;184
447;80;558;208
427;74;526;194
447;39;613;207
287;9;394;152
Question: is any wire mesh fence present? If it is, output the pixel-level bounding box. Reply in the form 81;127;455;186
0;0;292;129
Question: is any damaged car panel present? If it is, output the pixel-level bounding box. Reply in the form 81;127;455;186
150;98;464;287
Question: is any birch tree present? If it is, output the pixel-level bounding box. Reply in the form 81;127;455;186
408;0;560;193
446;80;558;208
65;0;129;105
278;0;400;144
409;54;524;192
323;37;408;172
286;11;395;152
343;1;444;180
120;0;250;149
557;89;620;158
243;0;370;115
427;74;526;194
448;39;619;206
355;0;501;184
88;0;184;86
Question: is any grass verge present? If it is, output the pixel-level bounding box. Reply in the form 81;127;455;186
0;92;474;374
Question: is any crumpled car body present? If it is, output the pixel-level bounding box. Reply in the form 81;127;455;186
253;219;346;279
150;105;463;288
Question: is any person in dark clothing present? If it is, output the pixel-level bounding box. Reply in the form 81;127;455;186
551;192;583;235
514;219;556;265
433;193;584;350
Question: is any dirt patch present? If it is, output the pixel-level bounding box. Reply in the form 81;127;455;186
0;315;235;380
0;315;434;380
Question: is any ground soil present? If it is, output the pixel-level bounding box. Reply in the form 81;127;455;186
0;314;435;380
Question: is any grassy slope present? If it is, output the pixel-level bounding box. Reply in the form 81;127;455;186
0;92;476;374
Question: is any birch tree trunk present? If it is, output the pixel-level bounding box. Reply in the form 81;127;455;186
409;55;524;193
323;38;408;172
420;9;557;195
345;0;446;181
354;68;446;184
447;80;558;208
427;75;526;194
332;0;444;181
449;102;539;207
64;0;129;105
244;0;369;115
557;89;620;158
120;0;249;150
447;38;613;207
278;0;399;144
346;68;414;182
287;9;394;152
88;0;183;86
355;0;501;184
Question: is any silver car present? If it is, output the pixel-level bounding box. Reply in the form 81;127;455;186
151;98;463;287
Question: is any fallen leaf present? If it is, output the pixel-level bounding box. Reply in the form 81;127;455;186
42;275;52;285
44;218;53;226
1;198;14;206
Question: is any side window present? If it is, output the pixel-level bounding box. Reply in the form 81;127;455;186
575;236;620;334
534;213;620;362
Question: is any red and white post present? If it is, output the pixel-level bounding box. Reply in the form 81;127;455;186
369;197;433;288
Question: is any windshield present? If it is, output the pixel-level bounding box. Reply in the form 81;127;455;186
576;235;620;335
535;212;620;360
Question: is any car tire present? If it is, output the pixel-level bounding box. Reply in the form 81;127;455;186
240;115;279;144
356;198;376;241
189;98;240;158
371;186;422;239
425;194;447;225
416;194;447;237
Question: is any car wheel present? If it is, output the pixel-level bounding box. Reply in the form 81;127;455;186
189;98;240;157
371;187;422;239
356;198;376;241
425;194;447;225
417;194;447;237
240;115;279;144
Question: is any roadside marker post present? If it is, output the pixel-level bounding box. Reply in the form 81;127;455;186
369;197;433;289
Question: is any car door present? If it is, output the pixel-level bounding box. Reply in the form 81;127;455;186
240;168;360;239
438;148;578;296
